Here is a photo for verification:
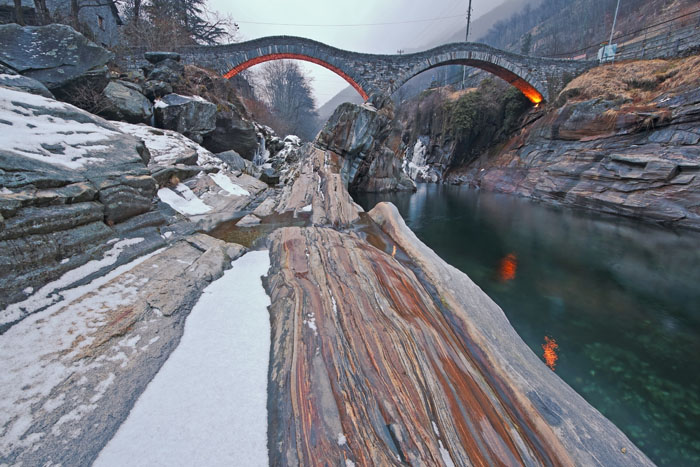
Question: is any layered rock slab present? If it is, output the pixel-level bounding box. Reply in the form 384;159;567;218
0;87;158;312
274;146;361;227
264;213;652;466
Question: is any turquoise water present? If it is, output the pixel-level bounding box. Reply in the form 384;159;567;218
355;184;700;466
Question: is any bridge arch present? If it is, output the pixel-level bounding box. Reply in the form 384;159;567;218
146;36;594;105
393;56;545;104
223;53;370;101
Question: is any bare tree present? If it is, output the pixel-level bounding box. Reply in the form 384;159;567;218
256;60;319;140
120;0;238;48
13;0;24;25
33;0;50;24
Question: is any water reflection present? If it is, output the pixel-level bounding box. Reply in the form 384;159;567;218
355;184;700;466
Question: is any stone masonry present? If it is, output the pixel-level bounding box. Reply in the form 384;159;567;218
121;36;596;104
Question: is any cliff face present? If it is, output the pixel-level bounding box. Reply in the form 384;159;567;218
396;79;531;183
446;56;700;230
316;102;415;193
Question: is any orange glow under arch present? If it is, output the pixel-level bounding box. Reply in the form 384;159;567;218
223;53;369;101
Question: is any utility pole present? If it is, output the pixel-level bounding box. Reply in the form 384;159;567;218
609;0;621;64
465;0;472;41
463;0;472;89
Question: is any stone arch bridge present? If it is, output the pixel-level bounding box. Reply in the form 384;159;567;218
128;36;596;104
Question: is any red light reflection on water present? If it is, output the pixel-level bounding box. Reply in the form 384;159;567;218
498;253;518;282
542;336;559;371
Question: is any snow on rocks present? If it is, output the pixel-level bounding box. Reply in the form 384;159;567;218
0;234;245;465
0;86;121;169
95;250;271;467
158;183;211;216
0;247;162;462
113;121;219;167
1;238;147;328
209;171;250;197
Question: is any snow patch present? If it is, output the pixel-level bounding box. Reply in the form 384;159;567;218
303;312;318;335
331;295;339;315
95;251;272;467
0;86;120;169
438;439;455;467
113;121;219;167
403;138;430;181
209;172;250;197
0;247;163;453
158;184;211;216
1;238;147;327
300;204;312;213
337;433;347;446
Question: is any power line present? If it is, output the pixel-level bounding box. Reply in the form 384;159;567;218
235;14;466;28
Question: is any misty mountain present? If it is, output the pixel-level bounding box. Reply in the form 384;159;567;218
317;86;364;124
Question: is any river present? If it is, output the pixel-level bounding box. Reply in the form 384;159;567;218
355;183;700;466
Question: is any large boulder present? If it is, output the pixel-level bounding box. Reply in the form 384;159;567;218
100;81;153;124
0;24;114;90
201;110;259;158
143;80;173;100
154;93;217;144
144;58;184;86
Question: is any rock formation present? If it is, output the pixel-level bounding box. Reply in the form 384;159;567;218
0;86;158;317
316;102;415;193
100;81;153;124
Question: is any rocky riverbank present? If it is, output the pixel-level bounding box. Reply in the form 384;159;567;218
395;55;700;231
1;23;658;466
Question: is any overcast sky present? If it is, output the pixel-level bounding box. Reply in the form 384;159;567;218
208;0;508;106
